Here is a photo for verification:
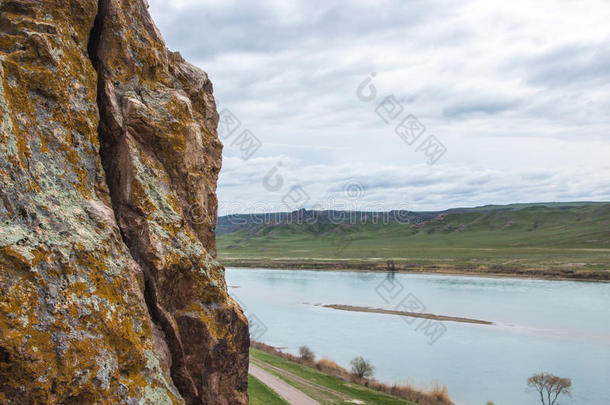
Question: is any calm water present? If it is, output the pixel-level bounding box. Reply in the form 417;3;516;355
226;268;610;405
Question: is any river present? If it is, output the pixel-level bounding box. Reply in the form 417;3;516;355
226;268;610;404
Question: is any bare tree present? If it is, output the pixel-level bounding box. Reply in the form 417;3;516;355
526;373;572;405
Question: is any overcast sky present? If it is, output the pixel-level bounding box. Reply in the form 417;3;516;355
148;0;610;214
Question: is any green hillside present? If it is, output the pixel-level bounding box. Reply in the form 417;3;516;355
217;203;610;279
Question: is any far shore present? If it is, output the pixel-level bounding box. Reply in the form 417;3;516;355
322;304;494;325
220;258;610;283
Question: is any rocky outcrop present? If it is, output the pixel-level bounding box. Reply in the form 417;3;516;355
0;0;248;404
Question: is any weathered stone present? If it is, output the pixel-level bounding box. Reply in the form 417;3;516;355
0;0;248;404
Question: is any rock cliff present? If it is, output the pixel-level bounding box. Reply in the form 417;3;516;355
0;0;249;404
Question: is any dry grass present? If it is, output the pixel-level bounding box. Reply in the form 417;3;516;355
360;379;452;405
251;341;454;405
317;357;345;374
427;383;451;402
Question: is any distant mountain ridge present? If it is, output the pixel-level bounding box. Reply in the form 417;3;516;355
217;201;607;236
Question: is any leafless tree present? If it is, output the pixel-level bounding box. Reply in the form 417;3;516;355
526;372;572;405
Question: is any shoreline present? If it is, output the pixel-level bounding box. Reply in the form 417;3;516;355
220;259;610;283
251;341;455;405
322;304;494;325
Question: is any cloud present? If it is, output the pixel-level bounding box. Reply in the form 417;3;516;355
442;98;520;118
217;158;610;214
147;0;610;212
523;43;610;87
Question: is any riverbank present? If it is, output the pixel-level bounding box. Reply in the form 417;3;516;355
251;341;452;405
221;258;610;282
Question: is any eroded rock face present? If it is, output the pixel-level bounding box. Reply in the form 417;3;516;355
0;0;248;404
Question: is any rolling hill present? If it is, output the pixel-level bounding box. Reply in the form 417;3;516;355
216;202;610;280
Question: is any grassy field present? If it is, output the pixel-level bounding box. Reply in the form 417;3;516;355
250;348;419;405
218;203;610;279
248;374;289;405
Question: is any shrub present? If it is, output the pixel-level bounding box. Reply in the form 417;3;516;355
318;357;345;374
350;356;374;379
298;345;315;362
430;383;450;402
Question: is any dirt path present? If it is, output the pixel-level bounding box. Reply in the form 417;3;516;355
251;358;350;402
249;363;320;405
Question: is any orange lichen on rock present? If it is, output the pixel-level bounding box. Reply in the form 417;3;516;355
0;0;247;404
